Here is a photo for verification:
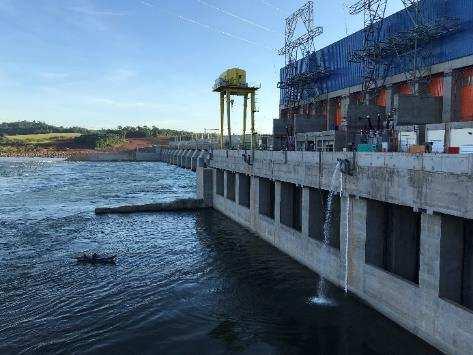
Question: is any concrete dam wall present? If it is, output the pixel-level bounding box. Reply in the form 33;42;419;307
157;147;473;354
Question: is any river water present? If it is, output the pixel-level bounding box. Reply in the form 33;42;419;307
0;158;439;354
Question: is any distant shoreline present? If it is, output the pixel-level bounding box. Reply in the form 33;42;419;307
0;148;137;160
0;149;91;159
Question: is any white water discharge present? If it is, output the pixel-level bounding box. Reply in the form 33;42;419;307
339;163;350;293
344;195;350;293
311;161;342;305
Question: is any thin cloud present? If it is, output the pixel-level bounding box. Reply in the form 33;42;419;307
195;0;274;33
140;0;154;7
69;6;127;17
105;69;137;83
39;72;69;80
139;0;273;52
90;98;161;110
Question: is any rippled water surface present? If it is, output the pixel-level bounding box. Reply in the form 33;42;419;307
0;158;439;354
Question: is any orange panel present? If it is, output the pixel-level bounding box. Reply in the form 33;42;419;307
428;75;444;97
334;99;342;126
460;68;473;121
398;82;412;95
376;88;387;107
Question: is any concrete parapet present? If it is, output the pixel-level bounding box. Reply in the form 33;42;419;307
209;150;473;220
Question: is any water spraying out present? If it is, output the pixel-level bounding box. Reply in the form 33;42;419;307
310;161;342;306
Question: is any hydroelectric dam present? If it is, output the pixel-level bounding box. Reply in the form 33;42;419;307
155;146;473;354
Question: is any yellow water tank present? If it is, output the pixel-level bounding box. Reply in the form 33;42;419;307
218;68;247;87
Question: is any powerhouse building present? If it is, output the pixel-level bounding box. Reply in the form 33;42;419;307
275;0;473;152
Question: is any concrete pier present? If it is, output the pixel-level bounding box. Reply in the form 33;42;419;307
157;147;473;354
95;198;208;214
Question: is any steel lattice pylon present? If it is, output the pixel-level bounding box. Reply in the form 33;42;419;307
278;1;328;106
398;0;456;93
348;0;388;102
349;0;459;97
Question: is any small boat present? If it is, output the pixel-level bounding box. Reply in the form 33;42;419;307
75;253;117;265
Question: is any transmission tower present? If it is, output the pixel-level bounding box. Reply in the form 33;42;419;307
348;0;388;103
398;0;459;93
278;1;329;106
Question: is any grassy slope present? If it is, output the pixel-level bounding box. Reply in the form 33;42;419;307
5;133;81;144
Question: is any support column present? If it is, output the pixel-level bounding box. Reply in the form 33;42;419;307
220;92;225;149
418;213;442;336
301;187;310;238
341;196;367;294
223;170;228;199
196;166;214;207
341;95;350;117
243;94;248;150
419;213;442;294
325;96;331;130
212;168;217;196
385;84;394;115
444;124;451;153
251;92;256;151
235;173;240;206
274;181;281;226
442;70;454;123
226;91;232;148
250;176;258;226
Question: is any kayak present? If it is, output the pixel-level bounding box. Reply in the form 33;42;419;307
75;254;117;264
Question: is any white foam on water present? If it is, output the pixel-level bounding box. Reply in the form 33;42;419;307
308;295;336;307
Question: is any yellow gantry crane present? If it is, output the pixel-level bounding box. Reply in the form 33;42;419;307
213;68;259;150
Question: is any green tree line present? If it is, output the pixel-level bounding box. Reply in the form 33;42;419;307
0;121;194;139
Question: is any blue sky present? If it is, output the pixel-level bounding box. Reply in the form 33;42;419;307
0;0;404;133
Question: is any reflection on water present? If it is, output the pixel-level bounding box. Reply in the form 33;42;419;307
0;158;439;354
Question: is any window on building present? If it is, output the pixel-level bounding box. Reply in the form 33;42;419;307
365;200;421;284
308;188;340;250
280;182;302;232
216;169;224;196
259;178;275;219
238;174;251;208
226;172;236;201
440;215;473;311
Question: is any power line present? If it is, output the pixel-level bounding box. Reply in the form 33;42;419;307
195;0;275;33
139;0;274;52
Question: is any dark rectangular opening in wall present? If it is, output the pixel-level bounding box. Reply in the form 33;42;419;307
226;172;235;201
280;182;302;232
238;174;251;208
259;178;274;219
216;169;224;196
440;216;473;311
365;200;421;284
308;188;340;249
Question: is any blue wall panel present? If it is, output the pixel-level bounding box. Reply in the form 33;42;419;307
281;0;473;106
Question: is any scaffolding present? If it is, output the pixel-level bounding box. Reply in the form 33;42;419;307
348;0;388;102
213;76;259;152
278;1;329;106
349;0;460;96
